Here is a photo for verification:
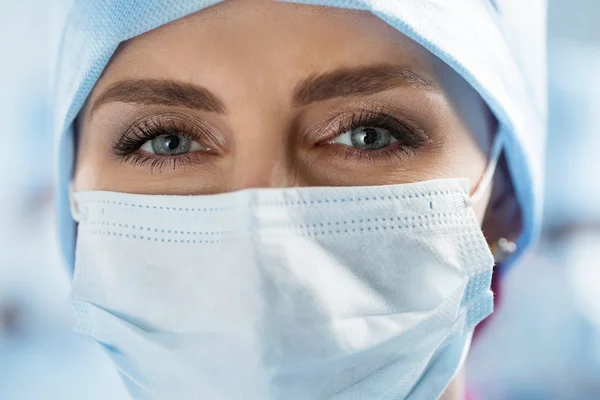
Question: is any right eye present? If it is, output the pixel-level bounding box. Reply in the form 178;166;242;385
329;126;399;150
140;134;209;156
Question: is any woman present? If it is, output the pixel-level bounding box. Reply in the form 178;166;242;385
55;1;547;398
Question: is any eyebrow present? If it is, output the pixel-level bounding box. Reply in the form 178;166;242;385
292;64;439;106
91;79;226;114
90;64;438;114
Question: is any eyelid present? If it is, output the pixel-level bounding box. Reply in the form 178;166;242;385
112;112;227;157
324;143;417;165
329;127;399;147
307;107;429;148
117;152;214;173
138;137;210;155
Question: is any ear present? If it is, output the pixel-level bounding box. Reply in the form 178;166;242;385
475;155;521;335
481;153;522;259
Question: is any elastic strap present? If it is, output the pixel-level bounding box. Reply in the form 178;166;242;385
69;184;83;223
469;130;505;205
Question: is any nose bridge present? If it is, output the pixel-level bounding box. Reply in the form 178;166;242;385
224;44;299;191
231;146;292;190
228;109;296;191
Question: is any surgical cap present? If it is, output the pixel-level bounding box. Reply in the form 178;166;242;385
544;42;600;229
54;0;548;273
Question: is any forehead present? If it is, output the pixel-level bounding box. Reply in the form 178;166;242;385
96;1;440;94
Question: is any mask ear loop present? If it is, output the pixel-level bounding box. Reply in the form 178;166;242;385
468;130;505;206
69;184;84;223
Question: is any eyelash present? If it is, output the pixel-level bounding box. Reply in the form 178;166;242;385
325;108;428;163
112;108;428;171
112;116;212;172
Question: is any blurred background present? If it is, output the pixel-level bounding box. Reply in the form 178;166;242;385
1;0;599;399
0;1;127;398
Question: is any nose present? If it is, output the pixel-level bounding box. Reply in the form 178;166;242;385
229;145;299;190
226;115;304;191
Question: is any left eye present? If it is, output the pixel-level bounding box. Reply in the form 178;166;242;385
140;134;208;156
329;127;398;150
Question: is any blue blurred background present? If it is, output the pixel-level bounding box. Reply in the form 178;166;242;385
0;1;127;398
467;1;600;398
1;1;600;399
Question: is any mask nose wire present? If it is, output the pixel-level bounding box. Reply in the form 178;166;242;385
468;129;505;206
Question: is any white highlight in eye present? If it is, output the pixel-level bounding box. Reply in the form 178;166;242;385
140;137;208;154
329;127;398;149
140;140;155;153
329;130;354;146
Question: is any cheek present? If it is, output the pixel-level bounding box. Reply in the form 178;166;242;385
441;121;489;185
73;144;113;192
432;129;490;225
446;135;491;224
73;127;101;192
73;121;126;193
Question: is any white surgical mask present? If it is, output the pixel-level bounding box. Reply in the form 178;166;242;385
69;133;503;399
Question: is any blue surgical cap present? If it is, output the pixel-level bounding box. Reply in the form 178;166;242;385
54;0;548;273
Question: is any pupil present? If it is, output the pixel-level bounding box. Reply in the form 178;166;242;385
363;128;378;145
165;135;180;150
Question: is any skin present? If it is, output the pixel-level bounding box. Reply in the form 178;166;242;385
74;0;521;397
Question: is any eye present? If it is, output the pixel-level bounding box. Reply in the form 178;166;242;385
330;126;398;150
140;134;210;156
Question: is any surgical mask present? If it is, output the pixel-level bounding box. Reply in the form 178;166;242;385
69;132;503;399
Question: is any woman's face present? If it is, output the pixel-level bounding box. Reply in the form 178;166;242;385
72;3;502;396
74;0;496;221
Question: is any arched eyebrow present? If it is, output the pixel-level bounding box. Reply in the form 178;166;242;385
90;79;227;115
292;64;440;106
90;64;439;115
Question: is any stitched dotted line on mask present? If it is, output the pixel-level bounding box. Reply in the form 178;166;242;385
86;219;476;242
253;190;465;206
86;230;226;244
456;231;489;255
80;212;469;235
264;218;474;237
277;213;467;230
265;215;472;233
465;299;494;330
75;190;465;211
85;203;235;212
82;221;229;236
81;218;475;237
452;233;494;289
463;270;493;303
